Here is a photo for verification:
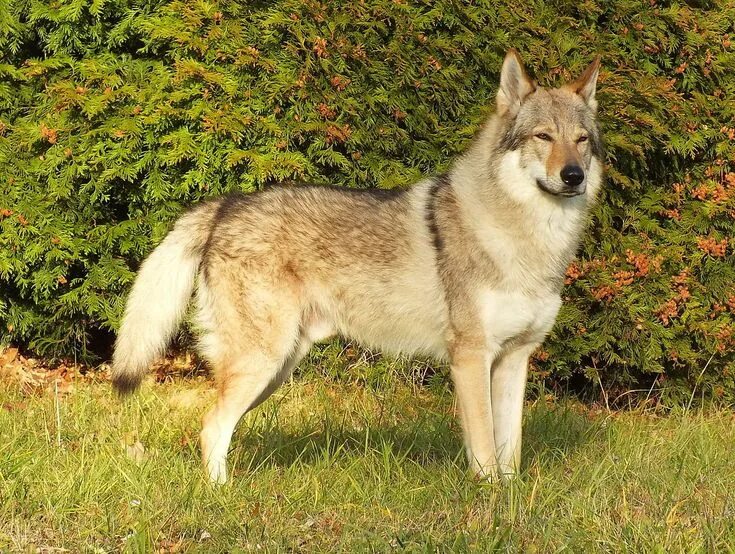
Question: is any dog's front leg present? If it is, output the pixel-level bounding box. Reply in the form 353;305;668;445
450;343;498;480
491;342;537;478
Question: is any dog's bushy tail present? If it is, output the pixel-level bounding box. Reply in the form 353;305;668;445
111;204;217;394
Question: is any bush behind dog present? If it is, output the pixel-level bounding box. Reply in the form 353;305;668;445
0;0;733;404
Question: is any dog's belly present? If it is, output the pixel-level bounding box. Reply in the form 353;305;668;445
313;269;449;359
339;298;448;359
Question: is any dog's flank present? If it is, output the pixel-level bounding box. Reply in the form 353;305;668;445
112;49;604;484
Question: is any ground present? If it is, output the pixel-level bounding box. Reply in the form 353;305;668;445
0;353;734;552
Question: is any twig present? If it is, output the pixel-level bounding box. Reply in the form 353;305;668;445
54;380;62;447
611;388;663;407
644;375;660;405
593;358;610;412
686;352;715;413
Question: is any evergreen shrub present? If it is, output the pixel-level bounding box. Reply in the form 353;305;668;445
1;0;733;403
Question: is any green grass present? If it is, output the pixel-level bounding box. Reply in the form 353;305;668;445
1;373;734;552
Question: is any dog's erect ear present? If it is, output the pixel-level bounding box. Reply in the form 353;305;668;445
568;56;601;110
496;49;536;117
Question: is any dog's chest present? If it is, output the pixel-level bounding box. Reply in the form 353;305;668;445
476;289;561;347
474;218;574;287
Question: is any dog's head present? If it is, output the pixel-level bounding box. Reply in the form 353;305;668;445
492;50;603;201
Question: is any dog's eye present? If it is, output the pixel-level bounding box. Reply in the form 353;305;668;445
577;135;589;143
535;133;553;141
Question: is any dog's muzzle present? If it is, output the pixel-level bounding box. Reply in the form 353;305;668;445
536;178;586;197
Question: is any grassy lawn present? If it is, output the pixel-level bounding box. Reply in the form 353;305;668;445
1;370;734;552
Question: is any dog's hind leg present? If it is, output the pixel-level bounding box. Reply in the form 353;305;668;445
197;279;307;484
200;346;290;484
246;336;314;411
201;336;318;484
242;316;333;415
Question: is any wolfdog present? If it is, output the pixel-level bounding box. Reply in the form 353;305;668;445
112;50;603;484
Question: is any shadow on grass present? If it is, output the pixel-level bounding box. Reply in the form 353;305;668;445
223;402;605;476
229;410;464;474
522;403;606;468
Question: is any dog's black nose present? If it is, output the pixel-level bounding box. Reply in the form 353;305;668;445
560;165;585;187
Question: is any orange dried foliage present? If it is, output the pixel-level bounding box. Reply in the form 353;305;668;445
40;123;57;144
697;236;728;257
427;56;442;70
316;103;336;119
672;269;689;285
692;182;731;203
565;262;583;285
714;327;734;353
330;75;350;91
660;208;680;220
592;285;617;302
711;185;729;203
613;271;635;287
625;249;662;277
691;184;709;200
656;299;679;326
313;37;328;58
325;123;351;144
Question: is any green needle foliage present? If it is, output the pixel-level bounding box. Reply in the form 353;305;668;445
0;0;733;404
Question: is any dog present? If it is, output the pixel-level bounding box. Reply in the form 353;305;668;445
112;50;603;484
